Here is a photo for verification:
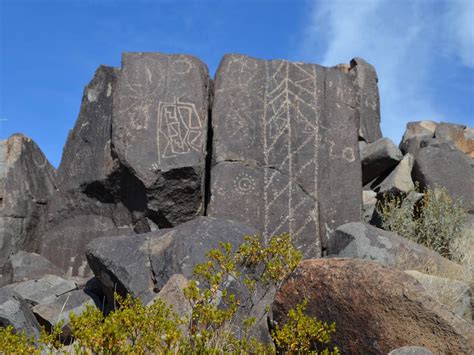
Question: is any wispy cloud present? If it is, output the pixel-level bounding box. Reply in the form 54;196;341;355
301;0;474;143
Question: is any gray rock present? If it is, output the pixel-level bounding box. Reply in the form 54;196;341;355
112;52;211;227
349;57;382;143
412;138;474;212
405;270;472;323
4;274;77;307
209;54;362;255
361;137;403;185
377;153;415;194
329;222;467;281
388;346;434;355
0;288;41;339
0;251;63;287
0;134;56;266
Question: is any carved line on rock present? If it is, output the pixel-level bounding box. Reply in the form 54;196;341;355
157;98;203;166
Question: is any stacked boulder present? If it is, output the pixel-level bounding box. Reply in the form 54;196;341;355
1;53;473;353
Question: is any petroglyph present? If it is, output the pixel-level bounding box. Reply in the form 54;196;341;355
210;55;362;256
233;172;256;195
172;57;193;75
157;98;202;163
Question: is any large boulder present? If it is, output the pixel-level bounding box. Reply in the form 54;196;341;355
86;216;273;342
348;57;382;143
329;222;467;281
0;251;63;287
208;54;363;255
86;217;258;304
272;258;474;354
112;52;211;227
0;134;56;266
361;137;403;185
412;138;474;212
0;288;41;339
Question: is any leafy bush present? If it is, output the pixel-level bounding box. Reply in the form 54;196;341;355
378;186;467;260
0;233;338;354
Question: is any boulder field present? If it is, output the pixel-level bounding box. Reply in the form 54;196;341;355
1;53;473;353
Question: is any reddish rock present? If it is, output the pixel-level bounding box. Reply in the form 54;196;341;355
272;258;473;355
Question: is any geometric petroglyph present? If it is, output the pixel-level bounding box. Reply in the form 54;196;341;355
262;60;320;243
233;172;256;195
157;98;202;163
172;57;193;75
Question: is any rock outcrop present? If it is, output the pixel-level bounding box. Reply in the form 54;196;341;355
112;53;211;227
208;54;362;255
0;135;56;267
272;258;473;354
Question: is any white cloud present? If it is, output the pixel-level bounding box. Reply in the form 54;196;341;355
301;0;473;144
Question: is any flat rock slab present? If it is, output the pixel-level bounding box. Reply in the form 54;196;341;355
4;274;77;307
0;251;63;287
0;287;41;339
112;52;211;226
376;153;415;194
329;222;467;281
0;134;56;266
209;54;362;255
32;288;99;343
272;258;474;354
412;139;474;212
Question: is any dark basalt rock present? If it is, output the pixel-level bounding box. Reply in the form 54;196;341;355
112;52;211;227
349;57;382;143
208;54;362;255
412;138;474;212
56;65;120;191
0;134;56;267
86;216;274;342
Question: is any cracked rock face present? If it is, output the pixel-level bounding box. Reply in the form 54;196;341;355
112;53;211;227
56;65;120;191
0;134;56;266
208;54;362;255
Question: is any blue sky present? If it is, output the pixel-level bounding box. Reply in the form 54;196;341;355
1;0;473;167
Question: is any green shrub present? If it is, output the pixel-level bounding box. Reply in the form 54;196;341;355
378;186;467;260
0;233;338;354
